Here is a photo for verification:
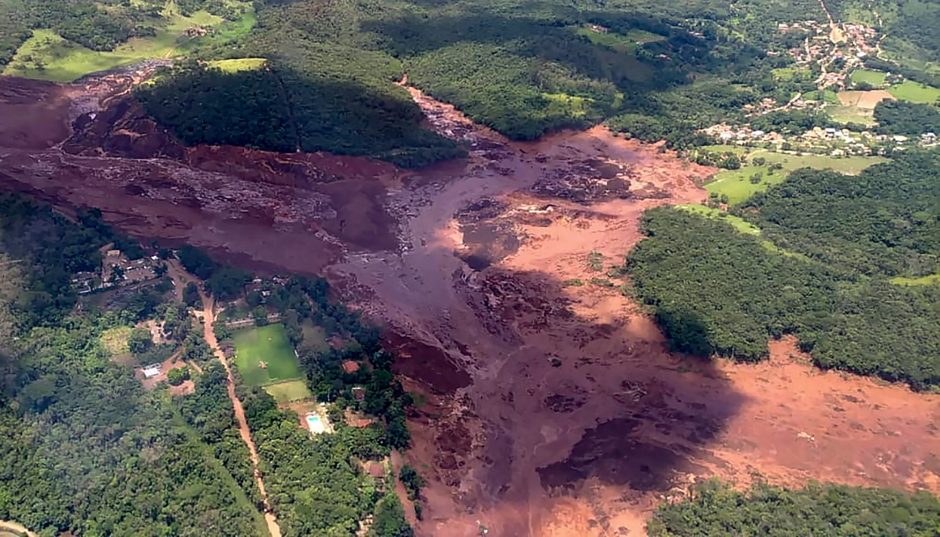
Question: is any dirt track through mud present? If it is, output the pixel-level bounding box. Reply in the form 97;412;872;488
1;70;938;537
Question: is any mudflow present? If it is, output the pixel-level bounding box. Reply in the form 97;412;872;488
0;67;938;537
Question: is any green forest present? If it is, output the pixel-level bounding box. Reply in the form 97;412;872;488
649;479;940;536
106;0;869;155
0;193;416;536
626;152;940;389
0;196;267;536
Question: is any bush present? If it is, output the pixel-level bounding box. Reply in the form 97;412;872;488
128;327;154;354
167;367;191;386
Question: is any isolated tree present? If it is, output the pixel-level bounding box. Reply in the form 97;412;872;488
128;328;153;354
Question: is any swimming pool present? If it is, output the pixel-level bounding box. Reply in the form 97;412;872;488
305;413;325;434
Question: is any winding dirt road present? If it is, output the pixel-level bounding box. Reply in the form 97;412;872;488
167;261;282;537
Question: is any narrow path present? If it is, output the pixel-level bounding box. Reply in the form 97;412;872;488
200;291;283;537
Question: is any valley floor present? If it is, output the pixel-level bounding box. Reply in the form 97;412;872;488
0;70;937;536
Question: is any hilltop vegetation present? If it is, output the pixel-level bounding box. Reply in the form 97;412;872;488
626;152;940;389
649;479;940;536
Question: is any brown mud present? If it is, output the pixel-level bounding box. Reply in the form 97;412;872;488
1;70;938;537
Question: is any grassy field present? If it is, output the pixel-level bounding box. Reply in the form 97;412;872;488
698;144;749;155
849;69;887;87
677;205;760;235
101;326;133;356
2;2;255;82
207;57;266;72
263;380;313;403
828;104;876;126
676;205;809;259
574;26;664;51
890;273;940;286
887;80;940;104
705;150;888;204
233;324;303;387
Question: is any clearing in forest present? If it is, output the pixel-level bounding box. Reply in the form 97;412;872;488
704;150;888;204
1;3;255;82
837;89;895;109
233;323;303;387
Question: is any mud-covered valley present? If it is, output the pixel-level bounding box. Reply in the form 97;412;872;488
1;69;938;537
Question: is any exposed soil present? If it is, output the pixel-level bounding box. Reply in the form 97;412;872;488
1;69;938;537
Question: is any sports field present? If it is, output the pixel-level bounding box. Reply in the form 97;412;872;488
849;69;887;87
233;324;303;387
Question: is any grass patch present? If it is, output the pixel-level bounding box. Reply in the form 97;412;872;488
772;67;809;82
263;379;313;403
677;205;760;235
887;80;940;104
233;323;302;387
698;144;749;155
805;89;840;104
2;2;255;82
828;104;876;126
574;26;664;52
891;274;940;286
705;150;888;204
101;326;133;356
207;57;266;73
677;205;807;258
850;69;887;87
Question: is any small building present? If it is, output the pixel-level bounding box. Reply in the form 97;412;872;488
341;360;361;374
351;386;366;401
142;363;162;379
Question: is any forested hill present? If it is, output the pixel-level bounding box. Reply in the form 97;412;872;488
129;0;873;159
626;151;940;390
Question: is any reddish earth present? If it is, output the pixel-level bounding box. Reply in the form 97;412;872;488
1;69;938;537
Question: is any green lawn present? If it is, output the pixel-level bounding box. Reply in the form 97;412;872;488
887;80;940;104
263;380;313;403
233;324;303;387
849;69;887;87
677;205;760;235
705;150;888;204
101;326;133;356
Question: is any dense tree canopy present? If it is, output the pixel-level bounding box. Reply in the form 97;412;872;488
649;479;940;537
0;197;266;536
627;192;940;389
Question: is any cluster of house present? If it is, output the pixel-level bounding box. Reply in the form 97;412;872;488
704;123;937;156
70;249;161;294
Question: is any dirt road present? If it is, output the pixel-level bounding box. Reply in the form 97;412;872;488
0;520;37;537
166;259;282;537
200;292;282;537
